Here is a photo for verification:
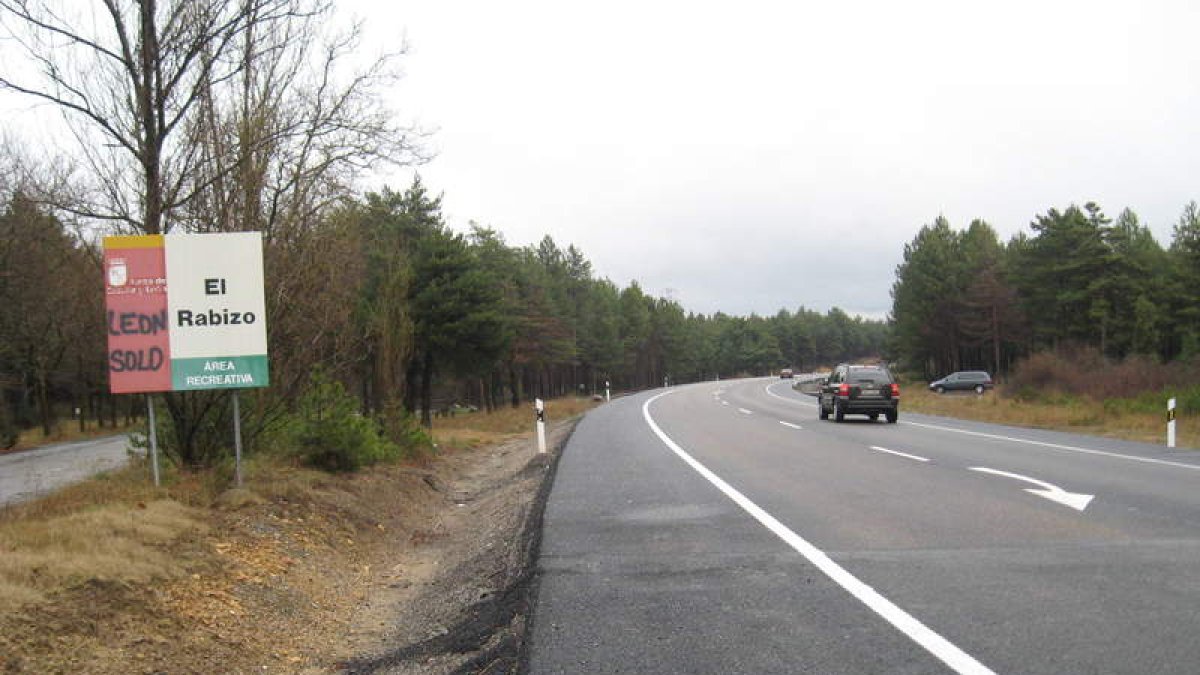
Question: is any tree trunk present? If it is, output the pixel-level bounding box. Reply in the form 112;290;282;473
991;305;1001;377
508;363;521;408
404;357;420;414
420;350;434;428
36;370;52;437
138;0;164;235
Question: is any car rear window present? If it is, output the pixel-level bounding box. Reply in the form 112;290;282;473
848;367;890;384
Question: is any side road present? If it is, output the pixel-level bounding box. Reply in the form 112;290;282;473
0;434;135;507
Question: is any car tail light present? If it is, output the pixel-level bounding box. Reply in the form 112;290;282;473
838;383;850;397
890;383;900;398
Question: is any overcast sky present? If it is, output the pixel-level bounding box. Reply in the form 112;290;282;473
343;0;1199;320
9;1;1198;320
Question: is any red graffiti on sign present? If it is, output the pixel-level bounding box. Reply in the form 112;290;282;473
104;240;172;393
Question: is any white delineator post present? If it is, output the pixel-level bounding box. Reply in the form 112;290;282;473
605;380;611;403
1168;397;1177;449
536;398;547;454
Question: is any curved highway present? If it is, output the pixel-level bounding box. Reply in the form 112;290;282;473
528;377;1200;674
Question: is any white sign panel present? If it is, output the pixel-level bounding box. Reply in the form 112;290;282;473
165;232;269;390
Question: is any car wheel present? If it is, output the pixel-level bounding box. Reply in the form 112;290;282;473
935;385;945;394
974;384;984;394
819;400;829;420
886;409;898;423
834;402;845;423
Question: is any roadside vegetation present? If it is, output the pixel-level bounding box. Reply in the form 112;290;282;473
0;394;594;672
0;394;588;610
899;348;1199;448
891;202;1200;383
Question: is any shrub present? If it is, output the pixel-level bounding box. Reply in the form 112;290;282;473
378;400;433;459
1009;346;1200;408
285;372;400;472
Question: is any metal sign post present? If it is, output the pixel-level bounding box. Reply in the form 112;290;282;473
232;390;244;486
147;395;160;487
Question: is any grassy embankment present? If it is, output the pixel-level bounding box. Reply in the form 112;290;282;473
898;379;1197;449
429;397;595;450
0;396;597;617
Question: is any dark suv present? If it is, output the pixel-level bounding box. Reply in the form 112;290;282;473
818;363;899;423
928;371;993;394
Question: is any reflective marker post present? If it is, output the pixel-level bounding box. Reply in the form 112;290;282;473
535;398;547;454
1168;397;1177;449
605;380;610;403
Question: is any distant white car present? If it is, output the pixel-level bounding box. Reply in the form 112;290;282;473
780;368;793;379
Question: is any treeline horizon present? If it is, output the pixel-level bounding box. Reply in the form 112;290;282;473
0;176;888;458
890;200;1200;378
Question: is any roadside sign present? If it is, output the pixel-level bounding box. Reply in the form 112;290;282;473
104;233;269;394
105;235;171;393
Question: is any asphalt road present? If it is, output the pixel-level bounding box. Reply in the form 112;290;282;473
0;434;136;507
528;377;1200;674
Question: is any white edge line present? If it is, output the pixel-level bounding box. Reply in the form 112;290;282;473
870;446;930;463
766;380;818;407
902;420;1200;472
779;421;803;430
643;391;993;675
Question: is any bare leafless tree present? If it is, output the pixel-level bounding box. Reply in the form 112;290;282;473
0;0;428;465
0;0;425;234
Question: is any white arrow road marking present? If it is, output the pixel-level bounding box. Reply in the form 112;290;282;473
870;446;930;463
738;408;753;415
969;467;1095;512
779;421;803;430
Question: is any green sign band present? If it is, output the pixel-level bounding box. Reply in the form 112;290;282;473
171;355;269;391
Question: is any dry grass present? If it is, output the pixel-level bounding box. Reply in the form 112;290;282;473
430;396;599;450
0;498;207;613
0;452;289;615
900;383;1194;448
10;419;139;454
